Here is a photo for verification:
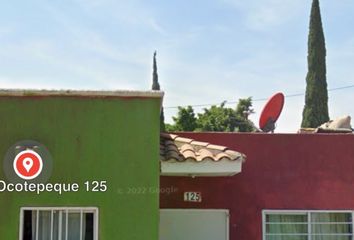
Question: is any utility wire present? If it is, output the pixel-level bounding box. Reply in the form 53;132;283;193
164;84;354;110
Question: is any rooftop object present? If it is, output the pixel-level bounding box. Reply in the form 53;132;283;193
259;92;285;133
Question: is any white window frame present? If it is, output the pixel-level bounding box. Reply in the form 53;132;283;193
19;207;99;240
263;210;354;240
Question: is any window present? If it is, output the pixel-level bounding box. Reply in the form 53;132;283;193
20;207;98;240
263;211;353;240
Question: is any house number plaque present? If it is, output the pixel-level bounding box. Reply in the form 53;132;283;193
184;192;202;202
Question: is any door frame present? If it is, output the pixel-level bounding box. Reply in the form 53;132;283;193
160;209;229;240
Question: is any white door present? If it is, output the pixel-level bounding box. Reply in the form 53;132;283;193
159;209;229;240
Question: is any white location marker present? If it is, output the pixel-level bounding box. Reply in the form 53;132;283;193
23;157;34;172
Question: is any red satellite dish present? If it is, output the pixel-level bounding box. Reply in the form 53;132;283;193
259;92;285;133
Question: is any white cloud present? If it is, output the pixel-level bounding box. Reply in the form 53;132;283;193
72;0;166;34
221;0;307;30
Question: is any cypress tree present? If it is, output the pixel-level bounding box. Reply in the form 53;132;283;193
152;51;165;131
152;51;160;90
301;0;329;128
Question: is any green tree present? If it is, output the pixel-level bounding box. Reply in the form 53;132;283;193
169;106;198;131
301;0;329;128
151;51;165;131
197;103;238;132
196;99;255;132
152;51;160;90
235;97;254;117
235;97;255;132
167;98;256;132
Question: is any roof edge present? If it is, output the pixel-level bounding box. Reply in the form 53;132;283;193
160;132;247;163
0;89;164;98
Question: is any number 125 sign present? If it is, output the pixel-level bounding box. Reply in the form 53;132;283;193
184;192;202;202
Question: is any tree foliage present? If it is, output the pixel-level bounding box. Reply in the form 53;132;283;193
152;51;160;91
167;98;256;132
151;51;165;131
234;97;255;132
197;103;238;132
168;106;198;131
301;0;329;128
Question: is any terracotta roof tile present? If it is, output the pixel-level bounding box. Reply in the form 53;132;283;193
190;141;209;147
181;149;196;159
165;133;179;140
160;133;246;162
215;152;231;161
207;144;227;151
164;150;181;161
174;137;194;144
164;140;175;146
180;144;194;153
198;149;214;159
165;144;179;153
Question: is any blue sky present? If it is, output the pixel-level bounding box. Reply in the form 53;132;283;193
0;0;353;132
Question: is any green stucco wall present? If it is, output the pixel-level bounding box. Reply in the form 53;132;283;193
0;95;161;239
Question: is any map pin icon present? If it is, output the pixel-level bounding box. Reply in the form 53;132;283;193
23;157;34;172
